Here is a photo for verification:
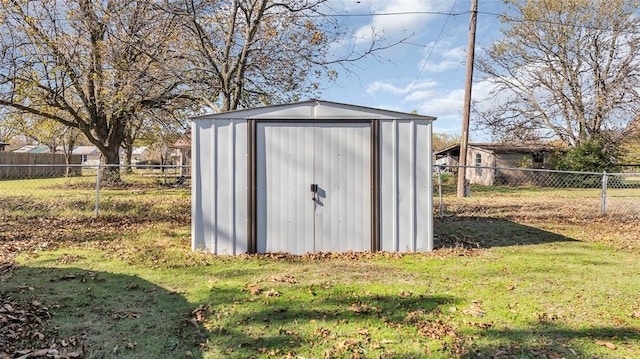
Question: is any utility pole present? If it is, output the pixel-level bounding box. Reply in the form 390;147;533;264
457;0;478;198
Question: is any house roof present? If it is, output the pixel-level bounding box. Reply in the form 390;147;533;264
13;145;52;154
72;146;99;155
191;99;437;121
434;143;565;156
131;147;147;156
173;134;190;148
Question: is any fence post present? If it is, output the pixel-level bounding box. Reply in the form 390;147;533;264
601;171;607;216
437;165;444;218
94;163;101;218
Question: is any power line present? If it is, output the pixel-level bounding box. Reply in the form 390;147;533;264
399;1;458;109
323;11;470;18
321;9;640;34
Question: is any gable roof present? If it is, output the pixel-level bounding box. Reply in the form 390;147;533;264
72;146;99;155
191;100;437;121
131;147;147;156
434;143;565;156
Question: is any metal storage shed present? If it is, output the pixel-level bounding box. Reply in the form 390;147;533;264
191;100;435;255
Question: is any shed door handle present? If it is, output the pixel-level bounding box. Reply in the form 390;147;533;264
310;184;318;201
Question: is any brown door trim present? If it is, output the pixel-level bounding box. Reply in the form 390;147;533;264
247;119;380;253
247;119;257;253
371;119;380;252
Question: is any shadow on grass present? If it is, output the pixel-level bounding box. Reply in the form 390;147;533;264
435;216;576;248
460;324;640;358
201;283;462;357
3;265;204;359
200;283;640;358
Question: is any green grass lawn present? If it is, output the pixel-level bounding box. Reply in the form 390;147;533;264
1;175;639;358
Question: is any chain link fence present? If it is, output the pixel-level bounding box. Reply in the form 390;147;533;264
434;165;640;221
0;164;190;218
1;163;639;222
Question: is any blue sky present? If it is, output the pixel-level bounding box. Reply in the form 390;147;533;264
320;0;509;139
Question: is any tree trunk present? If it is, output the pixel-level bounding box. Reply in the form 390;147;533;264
123;145;134;174
100;145;122;185
64;137;77;177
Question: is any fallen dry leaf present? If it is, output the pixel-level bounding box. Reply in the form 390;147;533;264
269;275;296;284
264;289;280;297
248;286;262;296
595;340;617;350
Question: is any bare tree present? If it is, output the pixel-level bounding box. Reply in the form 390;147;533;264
475;0;640;147
177;0;405;111
0;0;191;183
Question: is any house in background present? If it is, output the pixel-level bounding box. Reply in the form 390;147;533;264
171;134;190;176
72;146;100;165
120;146;149;166
434;143;563;186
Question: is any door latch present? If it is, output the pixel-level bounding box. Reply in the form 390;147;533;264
310;183;318;201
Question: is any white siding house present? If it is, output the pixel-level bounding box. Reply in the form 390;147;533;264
191;100;435;255
73;146;100;166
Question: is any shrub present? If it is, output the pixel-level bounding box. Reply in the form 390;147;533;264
550;139;621;173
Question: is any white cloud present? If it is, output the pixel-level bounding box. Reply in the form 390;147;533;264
444;46;466;58
349;0;458;44
366;79;437;95
405;89;437;102
422;59;461;73
418;88;464;120
417;44;466;73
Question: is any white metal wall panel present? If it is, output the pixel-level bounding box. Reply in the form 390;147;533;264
191;119;248;255
314;124;371;252
379;120;433;252
257;123;315;254
414;121;433;251
396;120;414;251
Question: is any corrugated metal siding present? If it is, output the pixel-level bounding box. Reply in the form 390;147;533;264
191;102;434;255
314;124;371;252
256;122;370;254
379;120;433;252
256;123;315;253
191;119;248;255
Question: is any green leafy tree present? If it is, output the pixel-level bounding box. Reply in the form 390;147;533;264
476;0;640;147
433;133;461;151
0;109;22;143
551;138;621;172
620;118;640;165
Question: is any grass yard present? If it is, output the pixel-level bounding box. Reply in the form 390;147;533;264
1;175;639;358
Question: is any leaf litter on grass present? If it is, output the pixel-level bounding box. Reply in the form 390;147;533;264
4;181;640;357
0;288;86;358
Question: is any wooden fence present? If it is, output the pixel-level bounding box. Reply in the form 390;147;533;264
0;153;81;179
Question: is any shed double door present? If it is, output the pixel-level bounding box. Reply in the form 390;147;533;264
256;122;371;254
